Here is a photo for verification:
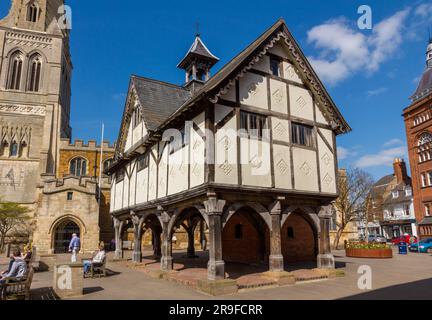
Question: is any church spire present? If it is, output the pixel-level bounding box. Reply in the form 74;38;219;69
177;34;219;86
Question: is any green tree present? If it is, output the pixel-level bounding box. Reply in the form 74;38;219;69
0;201;31;252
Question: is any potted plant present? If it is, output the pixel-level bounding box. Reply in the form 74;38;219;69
345;242;393;259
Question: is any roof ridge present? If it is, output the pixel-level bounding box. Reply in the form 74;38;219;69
131;75;189;91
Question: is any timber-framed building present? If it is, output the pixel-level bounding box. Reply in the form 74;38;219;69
107;19;351;281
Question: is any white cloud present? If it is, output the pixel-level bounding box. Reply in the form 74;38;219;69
367;87;388;97
383;138;404;147
307;9;410;85
337;146;358;160
354;146;407;168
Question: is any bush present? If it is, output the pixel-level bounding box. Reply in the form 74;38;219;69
346;241;390;250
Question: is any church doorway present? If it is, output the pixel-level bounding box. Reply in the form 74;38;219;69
54;220;80;254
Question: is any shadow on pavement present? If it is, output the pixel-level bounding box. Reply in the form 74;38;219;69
340;278;432;300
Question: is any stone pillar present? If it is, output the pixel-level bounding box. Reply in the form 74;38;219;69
113;218;124;260
186;227;196;258
53;263;84;299
158;208;173;271
131;213;144;263
204;195;226;281
152;227;162;258
317;205;335;269
269;199;284;272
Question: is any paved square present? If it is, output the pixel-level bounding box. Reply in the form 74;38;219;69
2;248;431;300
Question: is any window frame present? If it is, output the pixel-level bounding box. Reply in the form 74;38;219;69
270;56;282;77
69;157;88;177
239;111;269;140
137;153;149;172
27;53;43;92
291;122;315;148
7;51;24;91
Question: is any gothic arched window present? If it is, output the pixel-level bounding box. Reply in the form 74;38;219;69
10;141;18;157
70;157;87;177
418;132;432;146
103;158;113;172
28;54;42;92
27;3;39;23
7;51;24;90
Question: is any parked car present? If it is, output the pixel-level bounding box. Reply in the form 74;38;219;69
391;234;417;245
368;235;387;243
409;238;432;253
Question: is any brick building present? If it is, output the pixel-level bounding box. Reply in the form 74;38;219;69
403;39;432;240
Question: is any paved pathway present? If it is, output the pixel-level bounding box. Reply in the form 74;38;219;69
2;249;432;299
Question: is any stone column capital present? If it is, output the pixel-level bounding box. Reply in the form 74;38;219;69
318;204;334;219
204;197;226;216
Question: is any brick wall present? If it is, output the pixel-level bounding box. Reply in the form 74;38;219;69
281;213;316;262
222;211;270;264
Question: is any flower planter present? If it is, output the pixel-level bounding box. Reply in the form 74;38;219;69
346;248;393;259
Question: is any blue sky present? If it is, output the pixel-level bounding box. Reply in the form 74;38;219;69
1;0;431;180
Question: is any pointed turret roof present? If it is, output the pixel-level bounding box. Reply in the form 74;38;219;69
410;39;432;102
177;35;219;69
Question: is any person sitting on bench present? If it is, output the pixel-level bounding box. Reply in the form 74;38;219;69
83;244;106;275
0;251;27;284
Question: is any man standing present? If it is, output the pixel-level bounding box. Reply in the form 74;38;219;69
69;233;81;263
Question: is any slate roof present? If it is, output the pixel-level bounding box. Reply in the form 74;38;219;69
177;35;220;69
131;76;192;131
382;183;412;205
411;68;432;102
371;174;394;198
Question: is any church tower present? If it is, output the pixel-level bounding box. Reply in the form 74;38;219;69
0;0;72;207
177;34;219;93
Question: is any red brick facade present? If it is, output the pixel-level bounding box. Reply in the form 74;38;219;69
403;94;432;239
282;213;317;262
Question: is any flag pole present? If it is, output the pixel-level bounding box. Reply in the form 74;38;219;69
98;122;105;202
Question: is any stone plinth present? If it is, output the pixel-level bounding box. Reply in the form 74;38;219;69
262;271;296;286
39;254;56;271
53;263;84;299
197;279;238;296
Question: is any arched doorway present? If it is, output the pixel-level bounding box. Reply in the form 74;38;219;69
222;207;270;265
281;211;317;263
54;220;80;253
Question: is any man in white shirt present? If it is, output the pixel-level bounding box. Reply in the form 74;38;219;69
83;244;106;275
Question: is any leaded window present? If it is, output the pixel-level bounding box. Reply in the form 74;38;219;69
291;123;314;147
28;54;42;92
7;51;24;90
70;157;87;177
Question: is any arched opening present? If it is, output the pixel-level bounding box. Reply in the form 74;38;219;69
27;3;39;23
19;141;28;158
169;208;208;259
9;141;18;157
70;157;87;177
53;220;81;254
140;214;163;258
27;53;42;92
281;211;318;264
7;51;24;90
222;206;270;266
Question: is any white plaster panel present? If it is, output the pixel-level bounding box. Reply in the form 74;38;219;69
110;183;115;212
239;72;268;109
292;147;319;192
147;146;158;201
315;103;329;125
190;127;205;188
136;167;148;204
129;161;137;206
240;137;272;187
282;61;303;84
215;104;233;125
319;128;334;151
220;86;236;102
215;115;238;185
253;55;270;73
318;135;337;194
114;180;123;211
168;146;189;196
273;144;292;189
157;143;168;199
122;173;130;208
270;79;288;114
124;123;133;152
271;117;290;143
268;43;288;59
289;85;314;121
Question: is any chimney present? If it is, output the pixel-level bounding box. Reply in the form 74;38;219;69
393;158;409;184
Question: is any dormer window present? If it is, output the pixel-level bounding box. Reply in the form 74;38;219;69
392;191;399;199
27;3;39;23
405;188;412;197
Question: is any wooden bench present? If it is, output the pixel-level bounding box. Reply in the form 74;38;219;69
0;267;34;300
82;257;107;278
